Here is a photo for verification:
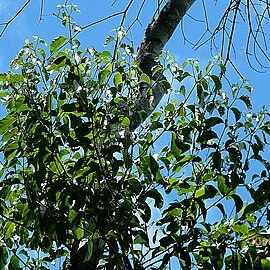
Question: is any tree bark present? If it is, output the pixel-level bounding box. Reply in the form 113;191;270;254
62;0;195;269
131;0;195;131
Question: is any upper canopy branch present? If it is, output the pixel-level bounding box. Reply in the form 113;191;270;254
130;0;195;131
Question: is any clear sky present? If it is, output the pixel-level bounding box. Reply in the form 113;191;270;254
0;1;269;269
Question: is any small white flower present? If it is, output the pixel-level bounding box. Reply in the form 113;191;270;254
241;246;249;253
221;92;227;100
24;48;30;54
74;53;81;63
73;80;82;92
13;235;20;241
149;96;154;109
88;47;95;56
125;47;132;55
73;25;82;32
79;239;88;249
170;66;177;73
118;130;125;138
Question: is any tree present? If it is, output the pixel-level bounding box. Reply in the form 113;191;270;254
0;1;270;269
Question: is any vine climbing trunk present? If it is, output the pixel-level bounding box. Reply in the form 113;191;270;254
62;0;195;269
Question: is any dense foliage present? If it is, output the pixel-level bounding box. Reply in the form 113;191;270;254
1;6;270;270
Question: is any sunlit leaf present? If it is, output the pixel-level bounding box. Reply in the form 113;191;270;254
0;115;16;134
113;72;122;87
50;35;67;53
140;73;150;84
122;117;130;126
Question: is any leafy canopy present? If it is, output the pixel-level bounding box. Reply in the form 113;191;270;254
0;4;270;270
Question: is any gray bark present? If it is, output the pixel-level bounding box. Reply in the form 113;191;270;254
131;0;195;131
62;0;195;269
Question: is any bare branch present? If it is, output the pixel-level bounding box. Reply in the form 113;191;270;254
193;0;270;70
0;0;32;38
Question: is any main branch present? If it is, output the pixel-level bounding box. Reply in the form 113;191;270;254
131;0;195;131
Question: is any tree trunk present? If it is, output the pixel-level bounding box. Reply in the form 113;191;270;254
62;0;195;269
131;0;195;131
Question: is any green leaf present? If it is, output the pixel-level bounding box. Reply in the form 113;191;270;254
160;80;171;90
61;103;77;112
231;194;243;214
113;72;122;87
219;62;226;74
84;240;93;261
37;48;46;58
144;189;163;208
0;115;16;134
239;95;252;109
100;50;112;58
75;228;84;240
53;55;67;65
201;78;208;90
122;117;130;126
62;15;70;26
0;246;8;268
8;74;24;83
254;134;264;151
165;103;175;112
9;255;20;270
4;222;15;239
197;130;218;143
133;230;149;246
231;107;241;121
211;75;222;90
140;74;150;84
204;185;218;199
151;65;163;76
104;35;114;46
233;223;249;235
138;202;151;223
98;69;110;84
205;117;223;128
150;121;163;130
180;85;186;95
68;209;78;223
0;73;7;81
218;176;229;195
261;123;270;135
261;259;270;269
50;36;67;53
206;60;214;73
195;187;205;198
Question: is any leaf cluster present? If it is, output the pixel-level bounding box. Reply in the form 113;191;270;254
0;33;270;269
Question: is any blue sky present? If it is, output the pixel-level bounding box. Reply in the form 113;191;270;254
0;0;270;269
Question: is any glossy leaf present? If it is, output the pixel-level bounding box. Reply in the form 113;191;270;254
113;72;122;86
140;73;150;84
50;35;67;53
